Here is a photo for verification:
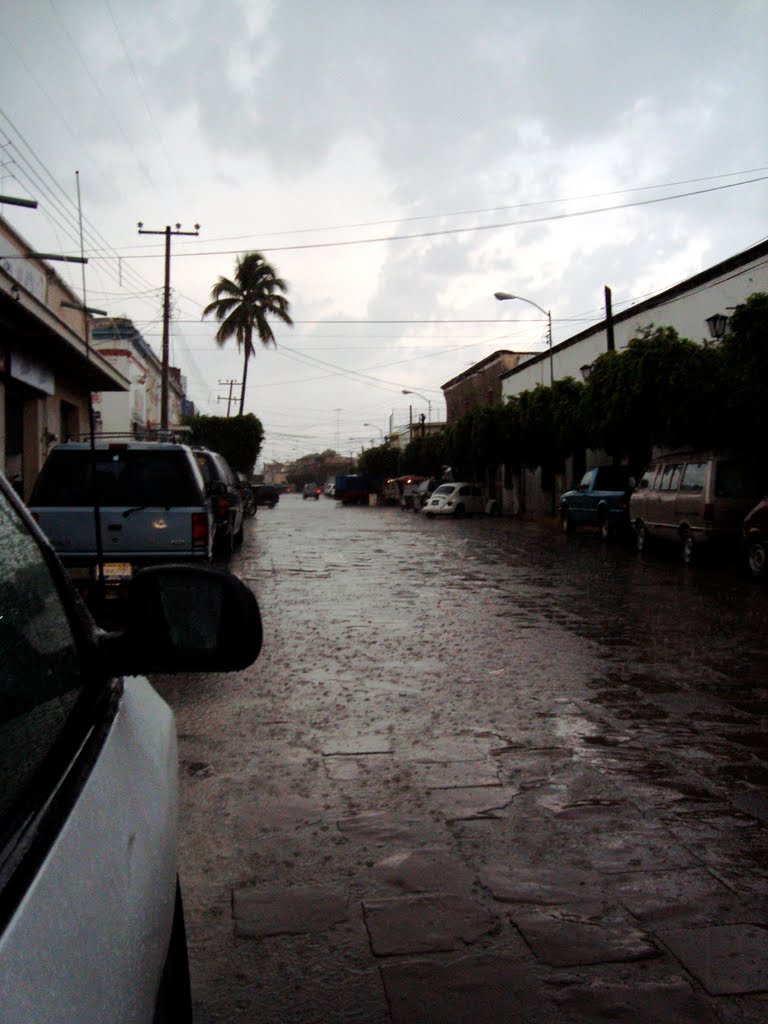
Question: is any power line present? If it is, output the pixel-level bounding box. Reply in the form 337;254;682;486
107;175;768;260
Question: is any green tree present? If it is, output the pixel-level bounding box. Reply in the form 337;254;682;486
402;431;447;478
202;252;294;416
357;444;401;480
717;292;768;467
183;413;264;475
581;325;716;468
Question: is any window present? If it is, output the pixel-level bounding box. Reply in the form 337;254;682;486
659;463;682;492
680;462;706;493
637;466;659;491
0;488;85;825
31;449;202;508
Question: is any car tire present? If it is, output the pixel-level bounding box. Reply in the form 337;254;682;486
747;539;766;579
560;508;574;534
680;528;695;564
454;504;465;516
153;879;193;1024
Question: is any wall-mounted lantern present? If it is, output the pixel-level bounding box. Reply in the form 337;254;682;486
705;313;728;341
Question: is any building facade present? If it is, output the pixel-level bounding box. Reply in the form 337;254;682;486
0;214;129;499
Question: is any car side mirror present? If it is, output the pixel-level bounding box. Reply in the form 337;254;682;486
98;564;263;674
206;480;227;497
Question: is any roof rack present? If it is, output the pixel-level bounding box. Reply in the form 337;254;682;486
65;427;193;443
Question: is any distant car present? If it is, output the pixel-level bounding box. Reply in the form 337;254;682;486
303;482;321;500
191;447;244;557
742;496;768;579
253;484;280;508
0;468;263;1024
423;482;485;517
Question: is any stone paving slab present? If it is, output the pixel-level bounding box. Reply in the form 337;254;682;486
380;954;552;1024
362;893;495;955
322;753;392;780
480;863;602;904
605;868;755;925
373;847;476;894
658;923;768;994
232;886;348;939
554;978;720;1023
509;902;659;967
336;810;433;844
429;784;519;822
322;734;394;755
417;759;500;789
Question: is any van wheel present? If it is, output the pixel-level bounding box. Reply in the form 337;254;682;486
747;539;766;579
635;521;647;552
681;529;695;564
560;508;574;534
153;879;192;1024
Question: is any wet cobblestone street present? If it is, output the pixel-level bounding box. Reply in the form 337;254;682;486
154;494;768;1023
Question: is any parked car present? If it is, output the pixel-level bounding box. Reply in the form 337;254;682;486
191;447;244;557
413;477;438;512
742;496;768;579
0;469;263;1023
235;471;257;518
303;482;321;500
253;484;280;508
423;482;485;517
28;441;213;618
630;452;765;563
559;465;635;540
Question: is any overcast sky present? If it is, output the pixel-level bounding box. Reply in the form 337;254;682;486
1;0;766;465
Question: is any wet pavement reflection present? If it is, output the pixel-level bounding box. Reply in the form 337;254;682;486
154;495;768;1023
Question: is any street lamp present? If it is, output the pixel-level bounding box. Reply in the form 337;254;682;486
401;389;432;422
363;422;384;442
705;313;728;342
494;291;553;385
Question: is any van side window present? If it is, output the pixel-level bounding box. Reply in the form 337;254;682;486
658;464;680;491
637;466;658;490
680;462;706;493
668;465;683;491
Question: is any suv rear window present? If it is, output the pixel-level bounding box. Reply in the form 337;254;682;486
30;449;203;507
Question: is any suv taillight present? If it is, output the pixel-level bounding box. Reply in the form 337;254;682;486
192;512;209;548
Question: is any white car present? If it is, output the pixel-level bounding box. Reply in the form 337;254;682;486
423;482;486;517
0;471;263;1023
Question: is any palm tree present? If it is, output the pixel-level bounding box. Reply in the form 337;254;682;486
202;252;293;415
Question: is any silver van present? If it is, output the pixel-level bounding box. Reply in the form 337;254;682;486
629;452;764;563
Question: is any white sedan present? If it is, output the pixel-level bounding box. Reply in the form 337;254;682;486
0;471;263;1024
423;482;486;517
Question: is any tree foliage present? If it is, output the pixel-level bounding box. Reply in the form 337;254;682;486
433;293;768;487
202;252;293;416
183;413;264;475
356;444;401;480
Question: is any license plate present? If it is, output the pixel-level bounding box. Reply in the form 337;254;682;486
102;562;133;582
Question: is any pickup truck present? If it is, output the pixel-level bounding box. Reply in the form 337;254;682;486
559;465;635;540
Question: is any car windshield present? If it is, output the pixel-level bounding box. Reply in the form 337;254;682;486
433;485;456;496
30;449;202;507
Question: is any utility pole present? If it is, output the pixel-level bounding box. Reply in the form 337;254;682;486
217;379;241;417
137;221;200;429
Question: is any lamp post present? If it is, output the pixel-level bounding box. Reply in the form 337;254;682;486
494;291;553;385
401;389;432;422
364;423;384;443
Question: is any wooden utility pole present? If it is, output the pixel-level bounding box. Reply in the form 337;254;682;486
605;285;615;352
218;379;241;417
137;221;200;429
